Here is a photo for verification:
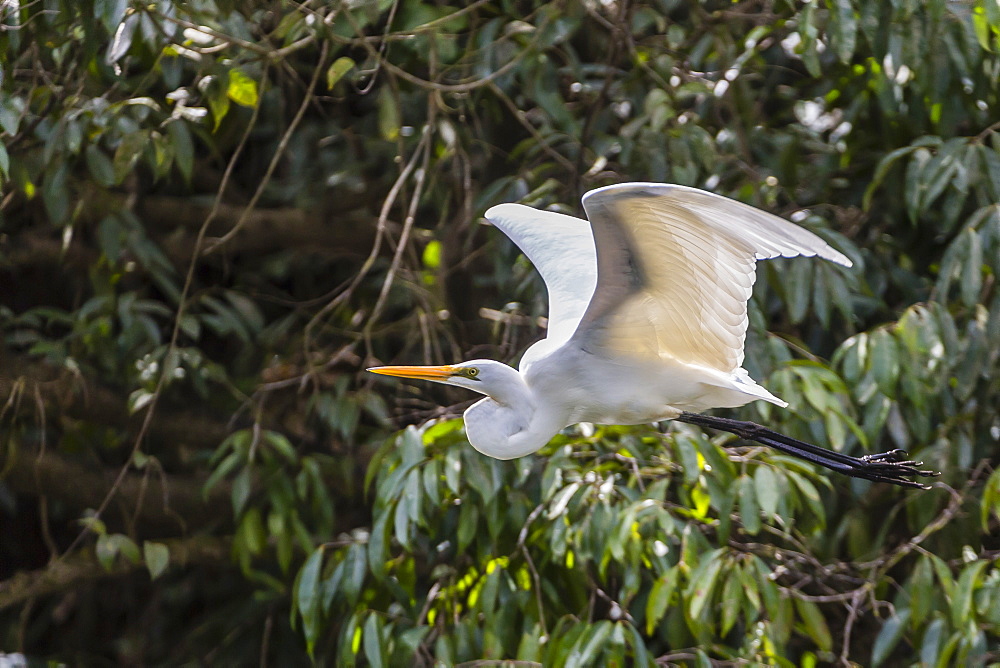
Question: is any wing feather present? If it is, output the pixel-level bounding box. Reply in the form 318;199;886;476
484;203;598;348
578;183;852;373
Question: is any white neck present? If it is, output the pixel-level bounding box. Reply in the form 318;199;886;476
461;368;565;460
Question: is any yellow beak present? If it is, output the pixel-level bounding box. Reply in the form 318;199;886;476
367;365;457;381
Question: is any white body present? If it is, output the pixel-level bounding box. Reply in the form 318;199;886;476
371;183;852;460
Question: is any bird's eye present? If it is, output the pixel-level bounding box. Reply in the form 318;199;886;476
465;368;479;377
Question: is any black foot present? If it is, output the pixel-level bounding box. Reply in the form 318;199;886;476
675;413;940;490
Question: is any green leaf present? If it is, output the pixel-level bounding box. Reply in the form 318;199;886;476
827;0;857;64
568;621;613;667
623;621;651;666
263;429;296;462
456;502;479;552
864;146;919;209
395;471;420;548
959;228;982;307
673;432;702;484
951;560;988;628
105;14;138;65
909;556;934;626
547;481;580;519
0;94;22;136
920;616;947;666
787;258;813;324
687;549;726;622
237;508;266;556
338;611;362;665
798;1;821;77
42;163;69;224
326;57;355;89
421;458;439;507
718;569;742;635
231;467;252;517
208;78;230;131
753;466;780;516
143;541;170;579
95;534;117;570
378;88;400;141
85;145;115;186
97;0;128;33
203;451;241;497
295;546;324;656
905;147;933;222
739;476;761;535
645;569;677;635
918;139;965;214
340;544;367;608
227;69;259;108
927;552;955;598
869;328;899;395
166;121;194;182
981;467;1000;529
972;6;991;51
95;533;142;571
113;131;147;184
296;547;324;649
127;389;154;415
794;597;832;652
689;482;710;519
422;240;442;270
871;608;910;667
113;534;141;564
363;613;387;668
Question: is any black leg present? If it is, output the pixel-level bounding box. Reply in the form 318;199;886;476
676;412;940;489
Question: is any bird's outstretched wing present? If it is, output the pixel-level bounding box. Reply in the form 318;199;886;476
485;204;598;348
577;183;852;373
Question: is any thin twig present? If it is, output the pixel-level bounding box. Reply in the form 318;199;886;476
61;52;279;559
303;126;431;363
204;52;325;252
839;588;866;667
340;7;546;94
364;136;431;334
974;119;1000;143
487;81;577;173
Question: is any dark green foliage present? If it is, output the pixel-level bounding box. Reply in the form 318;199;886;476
1;0;999;665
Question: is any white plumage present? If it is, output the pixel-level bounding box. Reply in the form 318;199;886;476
369;183;934;487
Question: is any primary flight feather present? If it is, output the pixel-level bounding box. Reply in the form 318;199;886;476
370;183;936;488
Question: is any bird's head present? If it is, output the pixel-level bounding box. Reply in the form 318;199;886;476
367;359;513;396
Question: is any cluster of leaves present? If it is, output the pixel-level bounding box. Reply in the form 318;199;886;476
295;422;832;665
1;0;999;665
299;417;999;666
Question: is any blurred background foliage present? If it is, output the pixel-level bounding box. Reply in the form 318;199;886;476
1;0;999;664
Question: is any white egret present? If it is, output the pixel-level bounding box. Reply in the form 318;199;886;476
370;183;936;488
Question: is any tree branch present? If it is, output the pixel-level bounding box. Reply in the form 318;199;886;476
0;356;231;452
2;447;231;533
0;535;230;611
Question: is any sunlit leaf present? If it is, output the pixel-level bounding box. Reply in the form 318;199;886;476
326;57;355;89
227;69;259;108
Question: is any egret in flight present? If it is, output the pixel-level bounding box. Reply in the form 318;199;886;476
370;183;936;488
